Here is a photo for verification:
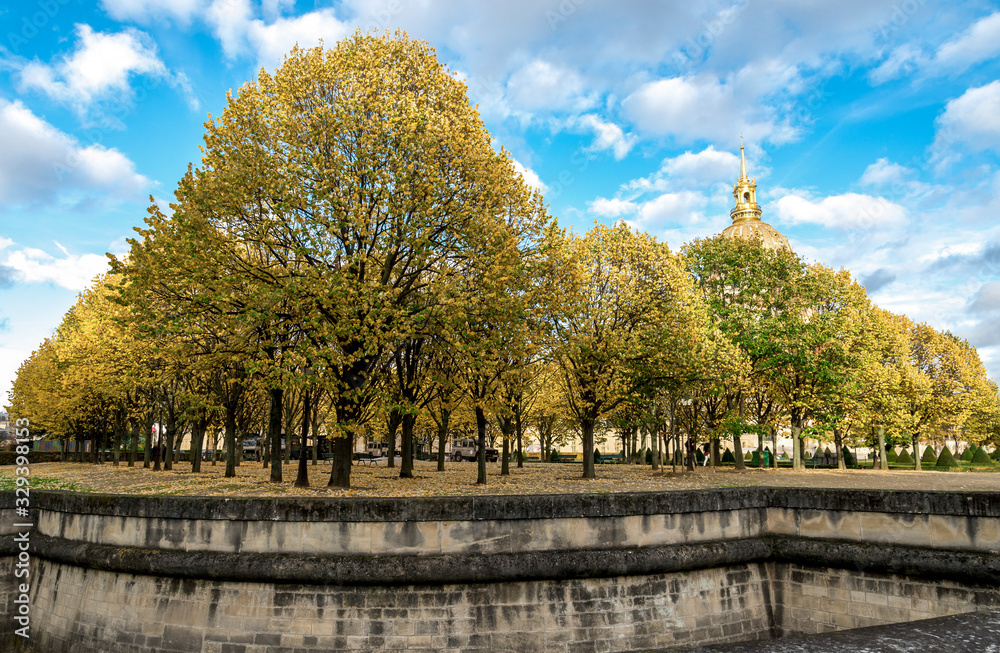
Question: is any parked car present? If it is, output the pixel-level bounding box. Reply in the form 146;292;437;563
451;437;499;462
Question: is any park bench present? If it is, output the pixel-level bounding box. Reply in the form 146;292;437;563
353;452;378;466
596;453;622;464
556;454;577;463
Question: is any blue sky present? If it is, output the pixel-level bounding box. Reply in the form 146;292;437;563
2;0;1000;401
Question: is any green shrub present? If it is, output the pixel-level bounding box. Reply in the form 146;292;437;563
550;449;560;463
0;451;63;466
896;448;913;465
935;446;958;468
886;448;898;463
971;447;993;465
960;447;974;462
721;448;735;464
841;446;856;468
695;447;705;464
643;448;652;464
750;450;760;466
594;448;601;463
920;446;938;465
992;448;1000;461
744;452;753;461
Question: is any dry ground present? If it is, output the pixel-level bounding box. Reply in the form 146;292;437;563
3;459;1000;497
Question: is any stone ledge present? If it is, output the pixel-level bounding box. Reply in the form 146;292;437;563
3;487;999;522
17;488;768;521
17;531;1000;588
25;532;772;585
770;536;1000;587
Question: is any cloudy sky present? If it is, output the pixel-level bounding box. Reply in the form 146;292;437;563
1;0;1000;401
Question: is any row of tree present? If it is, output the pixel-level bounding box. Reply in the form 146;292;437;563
7;33;999;489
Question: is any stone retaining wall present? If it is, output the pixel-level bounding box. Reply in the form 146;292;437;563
1;488;999;652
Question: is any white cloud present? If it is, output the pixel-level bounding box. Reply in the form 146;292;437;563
936;81;1000;152
935;12;1000;72
772;193;907;231
869;44;926;84
19;24;166;112
0;98;148;204
565;115;634;160
591;191;705;231
588;197;637;218
660;146;741;185
622;145;743;197
860;158;911;186
621;71;798;145
510;158;547;193
2;244;109;291
204;0;350;71
505;60;597;115
636;191;704;226
247;10;352;72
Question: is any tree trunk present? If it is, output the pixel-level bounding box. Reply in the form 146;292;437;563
515;410;524;469
268;387;283;483
912;434;921;471
328;433;353;489
651;425;659;471
224;400;238;478
174;422;185;465
834;427;845;470
295;389;311;488
878;427;888;471
436;407;450;472
190;419;205;474
770;427;778;468
152;423;162;472
399;412;416;479
733;432;745;470
475;406;488;485
791;415;802;471
164;409;175;471
386;408;401;469
501;437;510;476
581;418;596;479
112;423;122;467
711;437;720;467
311;404;319;467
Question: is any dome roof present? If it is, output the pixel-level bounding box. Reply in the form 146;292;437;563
721;219;791;252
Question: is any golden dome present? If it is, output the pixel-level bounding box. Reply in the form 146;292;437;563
721;219;791;251
721;140;792;253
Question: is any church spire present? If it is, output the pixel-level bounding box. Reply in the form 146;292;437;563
739;134;747;181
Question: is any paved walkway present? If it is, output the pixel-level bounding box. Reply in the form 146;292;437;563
671;611;1000;652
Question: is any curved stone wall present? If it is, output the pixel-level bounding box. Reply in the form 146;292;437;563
2;488;1000;652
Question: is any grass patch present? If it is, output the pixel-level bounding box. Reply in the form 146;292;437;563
0;476;86;492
